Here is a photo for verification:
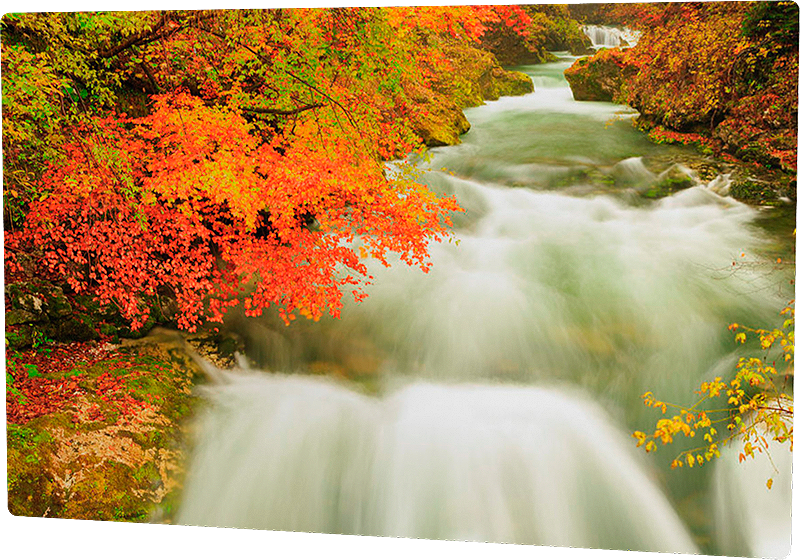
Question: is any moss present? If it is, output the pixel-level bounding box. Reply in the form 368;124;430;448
636;164;698;199
43;287;73;319
495;69;534;97
413;99;471;147
6;325;34;349
411;40;534;148
6;338;203;523
48;316;99;342
564;48;634;102
730;178;779;204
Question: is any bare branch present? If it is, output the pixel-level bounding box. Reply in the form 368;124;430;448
241;103;324;116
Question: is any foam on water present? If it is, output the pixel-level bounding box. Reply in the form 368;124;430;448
179;374;698;553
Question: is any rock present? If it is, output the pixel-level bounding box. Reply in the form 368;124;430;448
494;69;534;97
185;329;245;369
413;98;471;147
157;296;179;323
6;325;34;349
564;48;634;102
44;286;73;319
5;282;73;320
477;67;533;101
410;41;533;147
6;283;46;319
117;313;157;339
48;317;99;342
729;177;779;204
569;38;594;56
6;309;40;326
641;165;697;199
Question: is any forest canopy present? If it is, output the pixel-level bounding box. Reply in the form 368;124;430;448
2;6;544;331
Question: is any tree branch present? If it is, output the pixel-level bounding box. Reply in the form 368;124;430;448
96;12;215;60
241;103;324;116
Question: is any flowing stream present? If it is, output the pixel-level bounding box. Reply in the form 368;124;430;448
177;52;794;556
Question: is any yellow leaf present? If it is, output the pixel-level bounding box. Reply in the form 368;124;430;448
766;478;773;490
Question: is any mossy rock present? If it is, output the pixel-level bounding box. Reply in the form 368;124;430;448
494;69;534;97
413;98;471;147
6;309;39;326
7;337;204;523
47;316;99;342
729;178;779;204
564;48;634;102
6;325;34;349
5;283;73;319
642;167;697;199
43;286;73;319
5;283;46;319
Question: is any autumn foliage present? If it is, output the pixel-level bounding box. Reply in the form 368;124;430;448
3;7;531;331
568;2;798;173
634;302;794;486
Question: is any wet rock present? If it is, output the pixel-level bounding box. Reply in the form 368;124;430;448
411;41;533;147
729;177;780;204
640;165;698;199
493;69;534;98
413;100;471;147
185;329;245;369
564;48;634;102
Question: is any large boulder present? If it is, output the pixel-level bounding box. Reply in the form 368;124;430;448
564;48;633;102
491;68;534;99
408;88;472;148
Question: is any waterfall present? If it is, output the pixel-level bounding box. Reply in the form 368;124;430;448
179;374;698;553
583;25;641;49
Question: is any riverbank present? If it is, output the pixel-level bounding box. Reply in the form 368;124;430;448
564;2;798;204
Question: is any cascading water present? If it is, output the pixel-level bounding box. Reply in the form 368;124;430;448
178;54;793;555
179;374;697;553
713;418;793;559
583;24;641;49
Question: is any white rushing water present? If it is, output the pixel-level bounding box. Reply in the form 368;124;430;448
583;24;641;49
179;373;697;553
713;414;794;559
178;54;793;555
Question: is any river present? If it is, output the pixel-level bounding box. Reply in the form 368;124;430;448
176;52;793;558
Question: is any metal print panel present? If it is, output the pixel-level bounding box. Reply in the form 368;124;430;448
4;2;796;559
